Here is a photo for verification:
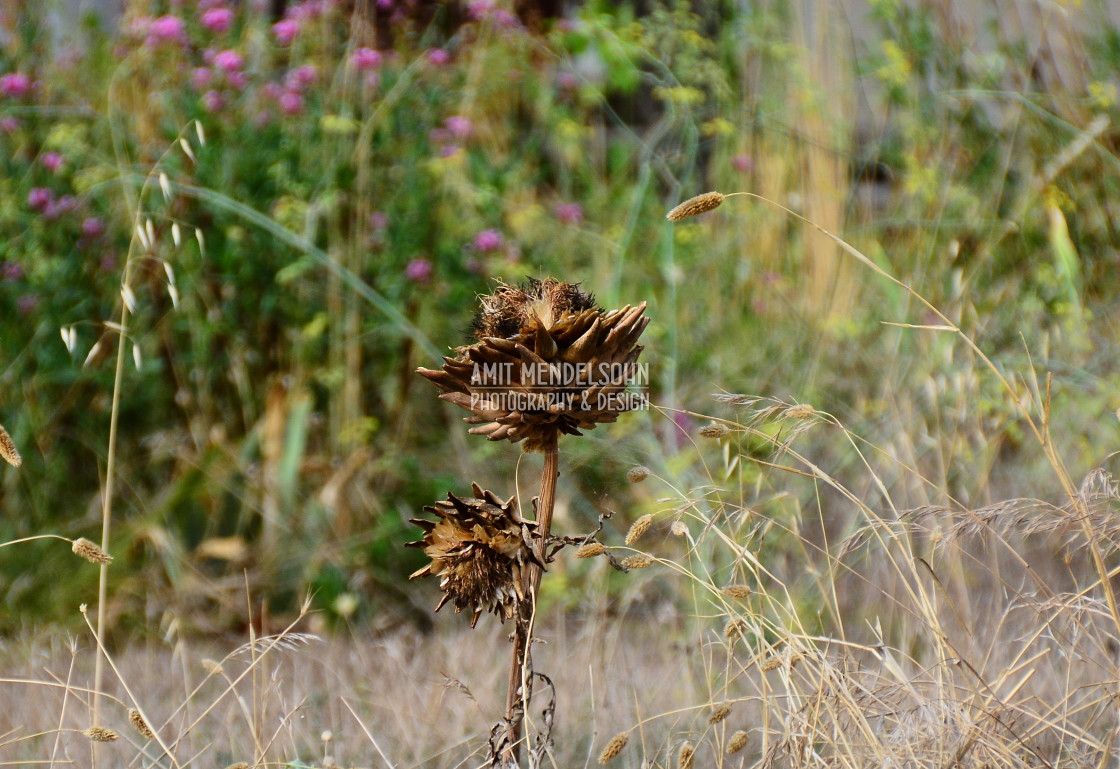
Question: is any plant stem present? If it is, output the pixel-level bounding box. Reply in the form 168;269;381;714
503;432;559;767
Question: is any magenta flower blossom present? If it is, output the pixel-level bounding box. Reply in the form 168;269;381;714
28;187;54;211
352;47;382;70
0;116;20;133
472;229;503;252
147;15;188;45
200;7;234;33
203;90;225;112
0;72;32;98
405;258;433;283
426;48;450;66
190;67;214;90
228;71;249;89
467;0;494;19
437;144;460;159
554;202;583;226
286;64;318;89
39;152;64;173
213;49;244;72
444;115;472;140
82;217;105;238
731;154;753;174
491;10;518;28
278;91;304;115
272;19;299;45
43;195;77;220
369;211;388;230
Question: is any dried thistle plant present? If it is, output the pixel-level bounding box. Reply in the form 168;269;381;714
597;732;629;763
0;423;20;467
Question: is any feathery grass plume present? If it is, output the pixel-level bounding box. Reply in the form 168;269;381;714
625;514;653;544
627;466;650;483
666;191;725;222
621;553;654;569
72;537;113;564
83;726;118;742
670;520;688;537
722;584;752;598
597;732;629;763
760;656;783;672
575;542;607;558
709;701;733;724
785;404;816;419
0;423;20;467
698;422;729;438
726;731;749;754
407;483;539;627
128;708;155;739
417;278;650;453
677;741;695;769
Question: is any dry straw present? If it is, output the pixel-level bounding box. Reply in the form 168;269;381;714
621;553;654;569
575;542;607;558
709;701;733;724
72;537;113;565
597;732;629;763
666;191;725;221
677;741;695;769
625;514;653;544
626;466;650;483
83;726;118;742
128;708;155;739
699;422;730;438
726;730;749;754
0;423;20;467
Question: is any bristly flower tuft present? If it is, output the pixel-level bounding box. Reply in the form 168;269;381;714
666;191;725;222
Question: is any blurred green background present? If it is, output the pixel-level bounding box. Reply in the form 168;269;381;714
1;0;1118;635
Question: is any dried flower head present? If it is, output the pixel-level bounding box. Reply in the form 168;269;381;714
666;191;724;222
760;656;783;672
626;466;650;483
726;730;749;754
408;484;539;627
72;537;112;565
709;701;733;724
677;740;695;769
722;584;752;599
83;726;119;742
418;278;649;453
128;709;155;739
597;732;629;763
620;553;654;570
785;404;816;420
0;423;20;467
575;542;607;558
625;514;653;545
699;422;730;438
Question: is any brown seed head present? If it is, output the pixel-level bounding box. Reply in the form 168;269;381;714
626;466;650;483
0;423;20;467
666;191;725;222
621;553;654;570
708;701;733;724
722;584;752;599
72;537;113;565
670;520;688;537
760;656;783;672
83;726;119;742
699;422;730;438
677;741;695;769
597;732;629;763
724;617;746;639
785;404;816;420
726;730;749;754
625;514;653;545
128;709;155;740
201;658;224;675
575;542;607;558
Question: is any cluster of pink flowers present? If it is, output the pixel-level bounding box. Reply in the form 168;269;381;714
271;0;337;46
430;115;473;156
0;72;33;98
200;7;234;34
472;229;504;252
28;188;78;220
405;258;433;283
145;15;189;47
554;202;583;226
39;152;64;173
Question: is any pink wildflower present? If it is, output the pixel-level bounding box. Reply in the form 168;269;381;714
352;47;382;70
472;229;503;252
272;19;299;45
200;7;234;33
0;72;32;98
213;49;243;72
405;258;433;282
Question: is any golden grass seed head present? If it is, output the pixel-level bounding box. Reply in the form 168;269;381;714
621;553;654;569
708;701;733;724
626;466;650;483
575;542;607;558
722;584;752;599
128;708;155;739
72;537;113;565
726;730;749;754
0;423;21;467
83;726;119;742
677;741;695;769
666;191;725;222
670;520;688;537
597;732;629;763
625;514;653;545
760;656;783;672
698;422;730;438
724;617;746;639
201;658;224;675
785;404;816;420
